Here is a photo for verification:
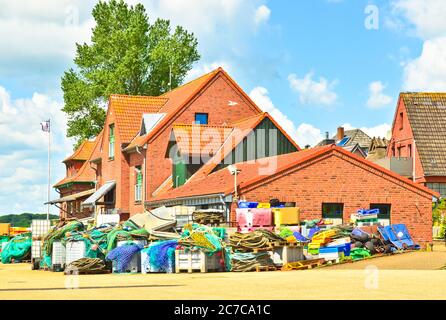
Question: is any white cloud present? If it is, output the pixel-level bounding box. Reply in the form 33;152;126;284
367;81;393;109
296;123;324;148
288;72;338;106
254;5;271;26
341;123;392;139
402;37;446;91
391;0;446;91
249;86;323;147
185;61;232;82
0;86;73;214
391;0;446;39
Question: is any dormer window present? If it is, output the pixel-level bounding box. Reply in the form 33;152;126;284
194;113;208;125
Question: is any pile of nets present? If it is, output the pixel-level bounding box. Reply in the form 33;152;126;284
106;242;144;273
41;220;84;267
142;240;178;273
179;224;225;253
230;251;274;272
1;233;32;264
229;229;287;251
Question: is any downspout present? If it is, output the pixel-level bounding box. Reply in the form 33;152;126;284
412;139;416;182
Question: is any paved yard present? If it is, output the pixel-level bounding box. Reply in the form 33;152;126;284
0;244;444;300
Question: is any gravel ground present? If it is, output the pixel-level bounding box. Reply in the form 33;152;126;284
0;244;444;300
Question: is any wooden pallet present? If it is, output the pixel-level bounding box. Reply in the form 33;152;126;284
255;265;277;272
281;258;325;271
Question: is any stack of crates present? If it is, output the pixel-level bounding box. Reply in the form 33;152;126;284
236;208;274;233
113;240;147;273
31;220;51;269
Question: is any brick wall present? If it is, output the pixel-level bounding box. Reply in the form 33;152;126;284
233;151;433;243
144;74;261;202
387;98;425;182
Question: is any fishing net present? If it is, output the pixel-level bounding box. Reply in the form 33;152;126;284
230;251;274;272
1;233;32;264
143;240;177;272
180;224;225;253
106;242;143;273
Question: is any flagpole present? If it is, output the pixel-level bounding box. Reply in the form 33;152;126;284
47;118;51;221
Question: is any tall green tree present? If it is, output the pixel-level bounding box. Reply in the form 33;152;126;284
62;0;200;147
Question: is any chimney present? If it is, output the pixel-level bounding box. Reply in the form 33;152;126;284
337;126;344;141
325;131;329;140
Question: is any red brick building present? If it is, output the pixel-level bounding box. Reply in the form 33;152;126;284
53;68;300;219
147;145;437;243
387;93;446;197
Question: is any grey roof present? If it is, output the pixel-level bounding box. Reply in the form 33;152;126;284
332;129;372;149
401;93;446;176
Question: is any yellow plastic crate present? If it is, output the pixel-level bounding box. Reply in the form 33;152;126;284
257;202;271;208
273;207;300;226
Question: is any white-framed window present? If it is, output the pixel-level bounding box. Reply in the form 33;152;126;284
135;166;142;202
109;124;115;159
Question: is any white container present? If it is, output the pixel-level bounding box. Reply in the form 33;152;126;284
113;240;146;273
31;241;42;259
31;220;51;238
270;246;304;266
175;249;223;273
96;214;120;227
51;242;66;269
65;241;86;266
319;252;342;261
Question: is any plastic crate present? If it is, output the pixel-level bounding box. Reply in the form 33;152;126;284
236;208;272;228
51;241;66;271
175;249;224;273
269;246;304;266
31;220;51;239
308;243;320;255
31;240;42;259
65;241;86;266
113;240;147;273
272;207;300;226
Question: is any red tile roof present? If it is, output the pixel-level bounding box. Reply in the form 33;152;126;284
110;95;168;143
171;124;233;156
63;140;95;163
55;134;102;188
122;68;263;151
147;145;439;203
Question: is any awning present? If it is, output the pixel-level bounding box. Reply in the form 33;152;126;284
82;181;116;207
45;188;96;205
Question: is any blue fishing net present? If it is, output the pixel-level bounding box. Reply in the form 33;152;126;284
106;242;143;273
144;240;177;273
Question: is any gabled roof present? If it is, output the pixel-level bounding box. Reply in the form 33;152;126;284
63;140;95;163
170;124;233;156
123;67;263;151
54;158;95;188
332;129;372;149
55;133;103;188
399;92;446;176
109;95;168;143
189;113;301;180
146;145;438;204
342;143;367;158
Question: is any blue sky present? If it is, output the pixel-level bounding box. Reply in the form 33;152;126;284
0;0;444;214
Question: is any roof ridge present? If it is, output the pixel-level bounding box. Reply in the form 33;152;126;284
110;94;168;100
161;68;221;97
172;123;233;129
